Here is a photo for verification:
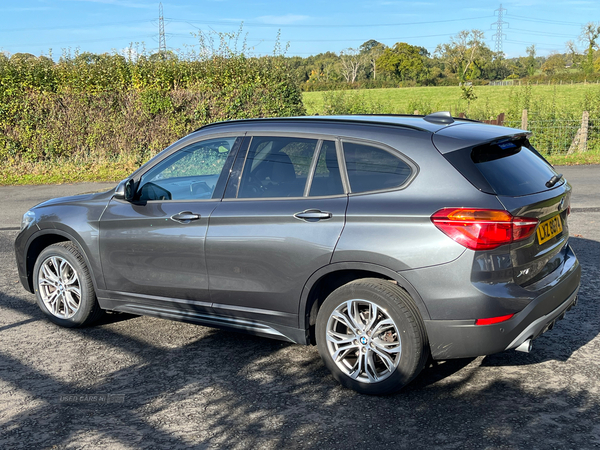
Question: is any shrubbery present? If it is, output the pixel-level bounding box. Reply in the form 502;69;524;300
0;49;305;169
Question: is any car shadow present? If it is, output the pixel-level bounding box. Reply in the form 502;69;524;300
481;236;599;367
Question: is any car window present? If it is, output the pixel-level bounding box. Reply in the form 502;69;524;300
471;140;561;196
309;140;345;197
343;142;412;193
137;137;237;201
238;137;318;198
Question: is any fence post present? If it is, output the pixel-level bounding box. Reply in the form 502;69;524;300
579;111;589;153
521;109;528;130
497;113;505;126
568;111;589;154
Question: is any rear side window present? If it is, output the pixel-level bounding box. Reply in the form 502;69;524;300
343;142;412;193
472;141;561;196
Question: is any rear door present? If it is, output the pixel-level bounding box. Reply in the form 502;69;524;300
205;136;347;328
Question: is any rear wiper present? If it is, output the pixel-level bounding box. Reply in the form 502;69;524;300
545;173;563;188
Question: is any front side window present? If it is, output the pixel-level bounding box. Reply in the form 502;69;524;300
343;142;412;193
137;137;237;201
238;137;318;198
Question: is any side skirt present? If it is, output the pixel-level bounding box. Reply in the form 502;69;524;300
98;295;308;344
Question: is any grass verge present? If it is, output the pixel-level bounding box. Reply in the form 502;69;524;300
0;157;141;186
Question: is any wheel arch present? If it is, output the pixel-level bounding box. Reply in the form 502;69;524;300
24;229;100;293
298;262;430;344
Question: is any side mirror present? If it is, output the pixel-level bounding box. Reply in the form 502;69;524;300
124;178;137;202
114;179;136;202
114;179;127;200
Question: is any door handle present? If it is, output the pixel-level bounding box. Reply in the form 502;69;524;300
294;209;332;221
170;211;201;223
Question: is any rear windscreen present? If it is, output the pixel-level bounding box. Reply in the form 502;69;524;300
471;140;562;196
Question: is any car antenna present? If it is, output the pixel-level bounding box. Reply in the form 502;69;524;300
423;111;455;125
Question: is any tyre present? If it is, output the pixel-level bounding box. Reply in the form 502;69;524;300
33;242;103;327
316;278;429;395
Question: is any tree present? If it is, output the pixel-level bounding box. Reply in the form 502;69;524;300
565;40;584;71
579;22;600;75
541;53;566;75
360;40;386;80
377;42;425;82
526;45;537;76
339;48;363;83
435;30;488;82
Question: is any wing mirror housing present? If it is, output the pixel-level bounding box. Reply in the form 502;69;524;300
114;178;137;202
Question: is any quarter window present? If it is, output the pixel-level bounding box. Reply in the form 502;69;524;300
137;137;237;201
343;142;412;193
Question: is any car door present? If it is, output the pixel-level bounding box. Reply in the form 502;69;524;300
98;136;241;315
205;135;348;328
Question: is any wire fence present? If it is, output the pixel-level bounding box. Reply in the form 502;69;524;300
504;119;582;155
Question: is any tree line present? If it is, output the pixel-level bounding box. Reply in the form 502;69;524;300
287;23;600;91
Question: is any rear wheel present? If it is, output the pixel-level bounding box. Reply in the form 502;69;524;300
316;278;429;395
33;242;103;327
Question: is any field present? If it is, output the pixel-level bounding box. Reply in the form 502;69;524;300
303;83;600;119
302;83;600;165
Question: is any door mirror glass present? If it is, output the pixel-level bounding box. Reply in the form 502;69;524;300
124;179;137;202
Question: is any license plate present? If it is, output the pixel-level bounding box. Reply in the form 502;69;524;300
537;214;563;245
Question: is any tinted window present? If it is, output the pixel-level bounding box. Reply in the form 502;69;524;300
309;140;344;197
343;142;412;193
238;137;317;198
472;141;561;196
137;137;236;201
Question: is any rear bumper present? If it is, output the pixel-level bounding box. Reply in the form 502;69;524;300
424;244;581;360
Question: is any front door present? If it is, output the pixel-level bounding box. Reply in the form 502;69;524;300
99;136;241;315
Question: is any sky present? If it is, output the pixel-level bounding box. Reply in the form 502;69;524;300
0;0;598;60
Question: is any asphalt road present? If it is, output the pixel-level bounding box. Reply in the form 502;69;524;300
0;167;599;449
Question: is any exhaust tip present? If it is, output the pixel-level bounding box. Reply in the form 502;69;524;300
515;339;532;353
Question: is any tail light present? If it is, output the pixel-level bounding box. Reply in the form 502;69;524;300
431;208;539;251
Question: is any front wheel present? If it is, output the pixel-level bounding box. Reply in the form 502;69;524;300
316;278;429;395
33;242;103;327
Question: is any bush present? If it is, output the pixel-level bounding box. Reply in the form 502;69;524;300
0;51;305;166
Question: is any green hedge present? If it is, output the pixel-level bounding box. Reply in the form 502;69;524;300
0;52;305;164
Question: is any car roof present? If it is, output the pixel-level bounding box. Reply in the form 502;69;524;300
194;114;529;151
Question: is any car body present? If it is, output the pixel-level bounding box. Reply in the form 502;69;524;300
15;113;581;394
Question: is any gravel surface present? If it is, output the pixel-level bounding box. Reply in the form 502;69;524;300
0;172;599;449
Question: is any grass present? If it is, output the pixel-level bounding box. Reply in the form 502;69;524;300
303;83;600;118
0;157;139;186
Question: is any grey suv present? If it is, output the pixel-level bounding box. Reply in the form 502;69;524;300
15;114;581;394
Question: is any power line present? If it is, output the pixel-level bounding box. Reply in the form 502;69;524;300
0;19;153;33
167;15;494;29
505;14;582;26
